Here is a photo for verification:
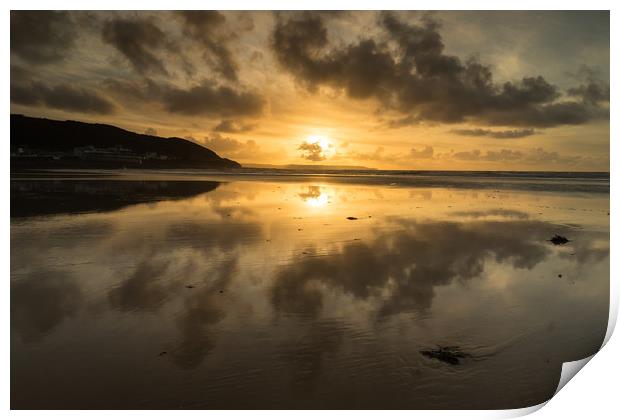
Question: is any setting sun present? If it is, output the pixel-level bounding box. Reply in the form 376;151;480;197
308;135;336;158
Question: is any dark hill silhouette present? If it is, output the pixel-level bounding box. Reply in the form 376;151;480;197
10;114;240;169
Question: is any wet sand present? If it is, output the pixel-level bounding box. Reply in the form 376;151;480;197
10;172;609;409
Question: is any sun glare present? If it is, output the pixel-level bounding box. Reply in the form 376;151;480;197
308;135;336;158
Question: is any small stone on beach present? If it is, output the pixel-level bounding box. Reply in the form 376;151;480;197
420;346;471;366
549;234;570;245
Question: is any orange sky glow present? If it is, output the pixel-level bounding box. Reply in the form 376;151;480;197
10;11;610;171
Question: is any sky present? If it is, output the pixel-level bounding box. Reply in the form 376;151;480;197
10;11;610;170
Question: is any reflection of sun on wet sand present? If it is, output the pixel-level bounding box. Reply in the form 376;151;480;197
298;185;329;207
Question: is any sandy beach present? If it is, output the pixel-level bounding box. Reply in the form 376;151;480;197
10;171;609;409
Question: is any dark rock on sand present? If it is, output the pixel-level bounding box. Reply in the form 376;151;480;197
346;217;358;220
549;234;570;245
420;346;471;365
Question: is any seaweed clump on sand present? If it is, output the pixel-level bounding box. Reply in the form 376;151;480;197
420;346;471;365
549;234;570;245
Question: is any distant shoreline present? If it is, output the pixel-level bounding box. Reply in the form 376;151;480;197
10;168;610;195
11;165;610;178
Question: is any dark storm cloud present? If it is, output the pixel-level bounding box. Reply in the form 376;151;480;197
451;128;537;139
103;77;265;117
384;115;419;128
568;83;610;104
176;11;239;81
11;11;77;64
102;77;161;103
102;18;171;76
160;80;265;117
567;65;610;104
11;81;116;114
271;12;608;128
298;141;326;161
482;101;603;127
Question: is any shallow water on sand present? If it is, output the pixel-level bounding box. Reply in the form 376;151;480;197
10;173;609;409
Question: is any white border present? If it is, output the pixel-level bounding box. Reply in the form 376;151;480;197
3;1;616;419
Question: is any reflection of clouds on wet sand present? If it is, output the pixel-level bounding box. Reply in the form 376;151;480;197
166;221;262;252
11;184;264;358
11;219;116;267
170;257;238;369
271;219;601;319
451;209;530;219
277;319;345;393
105;219;263;367
11;270;82;342
10;178;610;408
108;257;175;313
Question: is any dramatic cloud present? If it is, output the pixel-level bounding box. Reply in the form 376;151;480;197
451;128;537;139
200;133;277;163
213;119;256;133
203;133;256;152
568;82;610;104
176;11;239;81
384;115;419;128
566;65;610;105
8;11;610;171
102;77;265;118
298;141;327;161
10;11;76;64
102;18;171;75
160;80;265;117
271;12;609;128
11;81;115;114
